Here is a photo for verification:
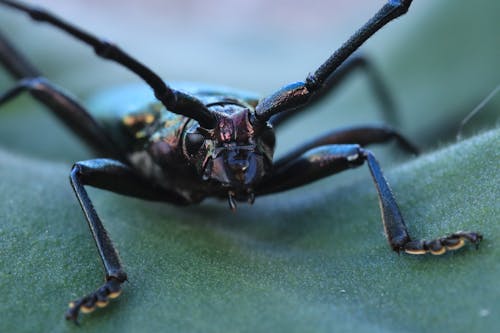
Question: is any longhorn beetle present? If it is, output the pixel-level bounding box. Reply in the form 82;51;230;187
0;0;482;323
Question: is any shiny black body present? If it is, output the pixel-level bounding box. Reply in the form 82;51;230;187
0;0;482;323
106;92;275;206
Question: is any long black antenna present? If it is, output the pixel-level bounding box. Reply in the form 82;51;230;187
255;0;413;122
0;0;216;128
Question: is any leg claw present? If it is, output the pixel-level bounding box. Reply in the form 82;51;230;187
404;231;482;255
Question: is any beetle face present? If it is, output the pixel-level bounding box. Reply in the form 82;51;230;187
183;103;275;205
204;144;265;188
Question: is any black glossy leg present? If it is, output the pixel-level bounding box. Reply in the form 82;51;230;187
256;0;413;121
67;158;188;322
258;144;482;254
259;144;365;194
270;54;398;127
0;1;215;127
0;29;125;157
0;77;123;157
274;124;418;168
0;30;40;78
362;151;482;254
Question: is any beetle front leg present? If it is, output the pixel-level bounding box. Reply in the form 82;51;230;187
257;144;482;254
67;158;188;322
67;160;127;322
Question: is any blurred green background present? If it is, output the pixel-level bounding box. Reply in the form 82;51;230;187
0;1;499;332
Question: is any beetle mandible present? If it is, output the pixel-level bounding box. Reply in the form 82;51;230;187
0;0;482;322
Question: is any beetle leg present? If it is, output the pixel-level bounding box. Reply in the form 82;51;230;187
270;54;398;127
0;30;40;78
67;158;188;322
256;0;413;121
362;150;482;254
274;124;418;168
259;144;365;195
0;30;126;157
257;144;482;254
0;77;124;158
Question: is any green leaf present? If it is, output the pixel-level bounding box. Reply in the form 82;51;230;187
1;127;498;333
0;1;499;332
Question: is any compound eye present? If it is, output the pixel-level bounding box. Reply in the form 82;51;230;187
185;132;205;155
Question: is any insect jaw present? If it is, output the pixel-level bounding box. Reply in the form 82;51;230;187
228;191;237;211
227;189;256;212
202;145;265;187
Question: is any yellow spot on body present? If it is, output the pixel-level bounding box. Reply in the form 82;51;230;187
68;301;75;309
96;300;109;308
80;305;95;314
123;113;155;127
430;247;447;255
108;290;122;299
405;248;427;255
123;115;135;126
446;238;465;250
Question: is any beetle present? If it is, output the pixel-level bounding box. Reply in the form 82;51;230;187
0;0;482;323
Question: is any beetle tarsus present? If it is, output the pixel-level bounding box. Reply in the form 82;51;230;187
65;277;124;323
403;231;483;255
